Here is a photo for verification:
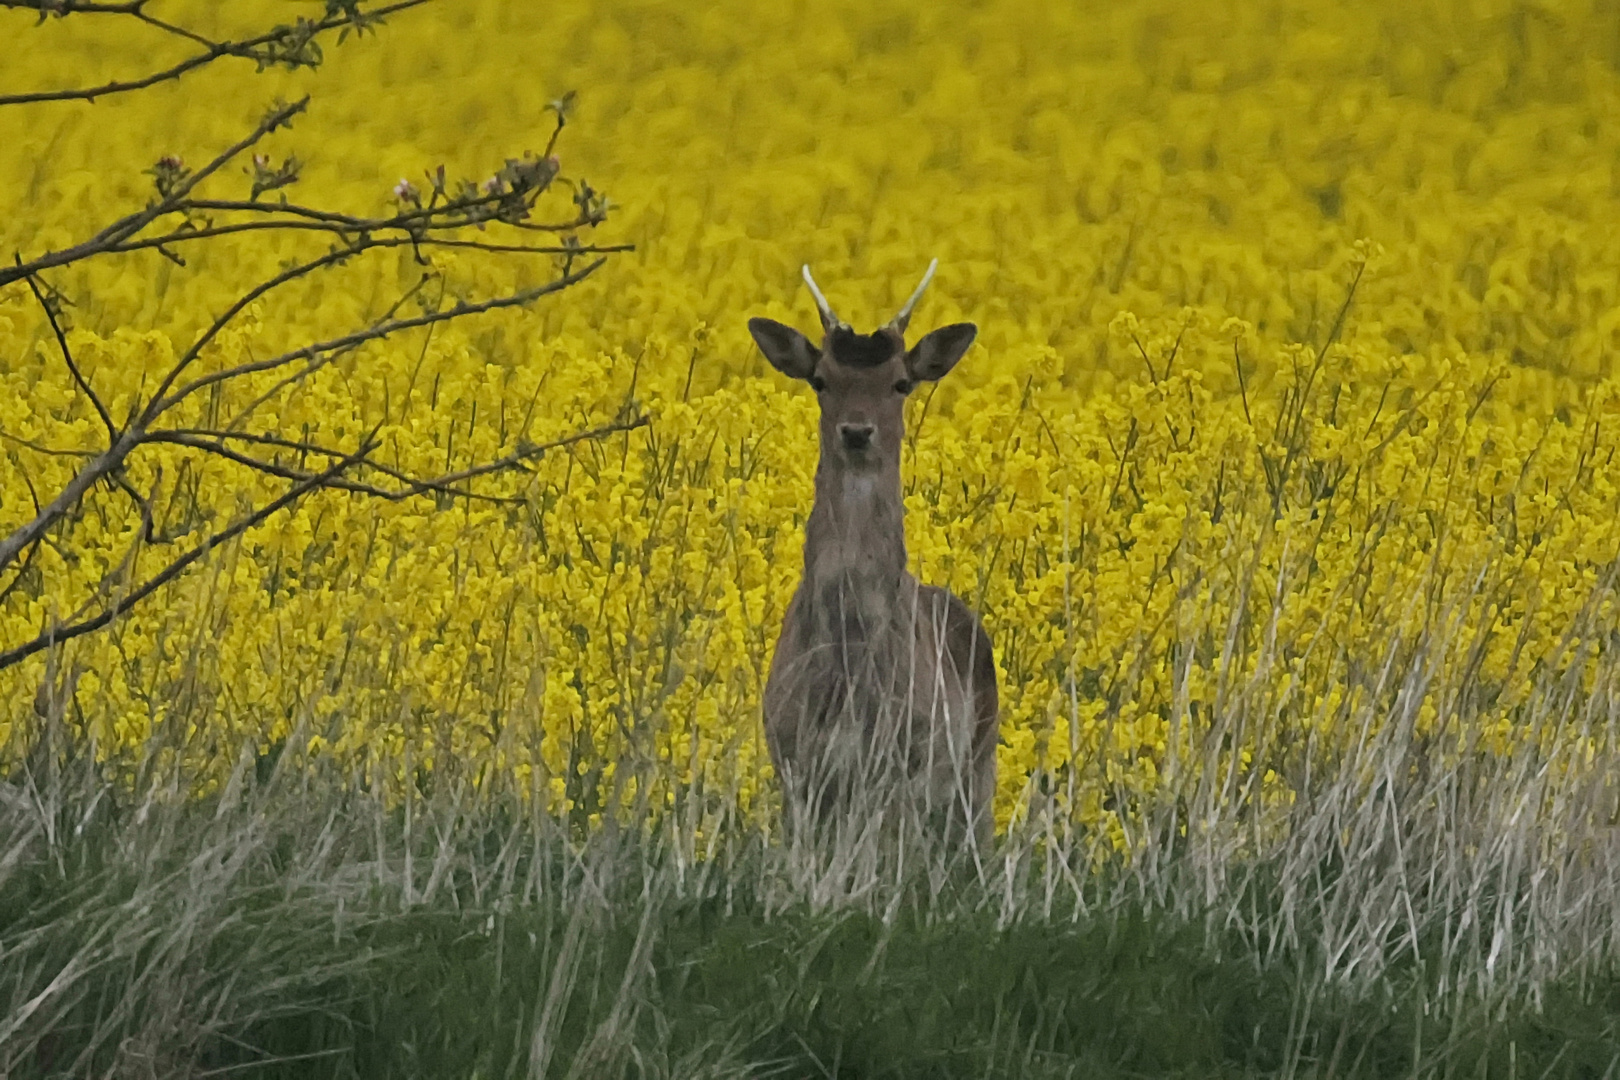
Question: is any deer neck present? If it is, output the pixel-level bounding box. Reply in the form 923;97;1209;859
798;452;910;642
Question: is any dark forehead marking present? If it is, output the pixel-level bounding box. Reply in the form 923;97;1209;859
827;326;898;368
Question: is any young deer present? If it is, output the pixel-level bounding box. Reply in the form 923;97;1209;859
748;261;998;846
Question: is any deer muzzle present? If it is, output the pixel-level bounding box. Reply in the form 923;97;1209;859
838;423;875;452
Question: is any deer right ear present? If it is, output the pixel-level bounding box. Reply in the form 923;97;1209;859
748;318;820;382
905;322;977;382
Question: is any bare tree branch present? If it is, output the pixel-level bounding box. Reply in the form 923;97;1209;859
107;470;158;545
0;449;368;670
0;0;430;106
141;241;380;416
369;412;651;495
5;1;148;13
0;96;614;342
146;413;649;504
3;1;226;48
100;221;629;258
0;468;43;608
214;273;441;435
0;7;637;671
0;96;308;290
145;431;523;504
21;267;118;444
128;10;217;51
0;405;651;673
136;221;603;433
146;255;610;421
0;432;97;457
0;255;611;579
0;104;610;300
0;429;143;578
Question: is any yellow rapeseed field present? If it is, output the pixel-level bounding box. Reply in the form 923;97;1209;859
2;0;1618;839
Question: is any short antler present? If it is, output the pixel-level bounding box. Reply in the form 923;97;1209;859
801;265;846;332
888;258;939;334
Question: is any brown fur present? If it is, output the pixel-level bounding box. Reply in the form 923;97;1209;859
749;311;998;845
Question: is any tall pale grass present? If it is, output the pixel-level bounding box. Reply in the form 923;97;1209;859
3;551;1618;1076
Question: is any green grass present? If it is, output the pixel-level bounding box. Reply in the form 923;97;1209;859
5;758;1620;1079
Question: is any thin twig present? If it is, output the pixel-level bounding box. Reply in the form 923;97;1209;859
0;468;43;608
4;118;607;293
0;258;610;578
145;431;517;504
149;256;610;420
0;0;430;107
2;1;146;14
0;97;309;289
220;274;438;436
0;428;143;577
0;448;369;671
0;431;97;457
129;9;217;49
146;413;648;504
108;470;158;544
102;221;628;258
0;406;650;670
179;197;595;232
21;268;117;443
389;413;651;493
140;240;378;419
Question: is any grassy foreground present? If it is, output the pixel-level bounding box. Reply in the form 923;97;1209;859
6;692;1620;1080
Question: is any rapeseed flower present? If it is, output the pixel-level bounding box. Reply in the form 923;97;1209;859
1;0;1617;842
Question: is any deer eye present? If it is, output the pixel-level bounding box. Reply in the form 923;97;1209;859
893;378;914;395
808;375;827;393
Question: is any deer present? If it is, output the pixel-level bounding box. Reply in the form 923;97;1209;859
747;260;999;848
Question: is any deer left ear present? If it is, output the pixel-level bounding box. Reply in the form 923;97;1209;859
748;317;820;382
904;322;977;382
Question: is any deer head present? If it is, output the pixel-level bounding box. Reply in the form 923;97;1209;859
747;260;977;473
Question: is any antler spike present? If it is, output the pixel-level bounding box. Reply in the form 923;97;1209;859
889;258;939;334
801;265;844;331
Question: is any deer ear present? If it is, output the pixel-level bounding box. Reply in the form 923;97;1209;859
905;322;977;382
748;318;820;381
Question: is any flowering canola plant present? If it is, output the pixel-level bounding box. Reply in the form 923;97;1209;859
1;0;1618;838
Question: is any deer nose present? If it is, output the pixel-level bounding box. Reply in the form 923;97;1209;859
839;423;875;451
